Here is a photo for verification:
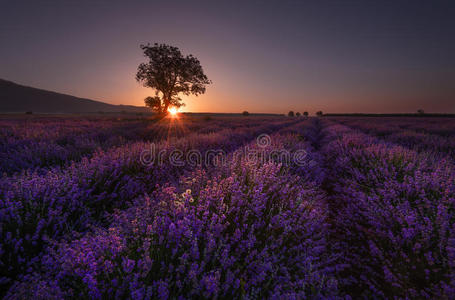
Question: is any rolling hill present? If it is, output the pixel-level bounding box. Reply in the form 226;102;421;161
0;79;151;113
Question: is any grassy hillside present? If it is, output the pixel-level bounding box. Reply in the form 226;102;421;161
0;79;150;113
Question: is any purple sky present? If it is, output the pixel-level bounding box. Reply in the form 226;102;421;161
1;0;454;113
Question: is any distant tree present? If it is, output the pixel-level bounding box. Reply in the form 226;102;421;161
136;43;211;114
296;112;301;117
316;111;323;117
242;111;249;116
417;109;425;115
288;111;294;117
303;111;309;117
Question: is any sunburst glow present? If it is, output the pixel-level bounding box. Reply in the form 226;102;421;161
168;107;178;117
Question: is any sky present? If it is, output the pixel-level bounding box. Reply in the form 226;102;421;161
1;0;454;114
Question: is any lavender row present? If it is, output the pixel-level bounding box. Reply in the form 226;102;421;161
0;118;300;293
0;116;287;176
330;117;455;137
331;117;455;160
321;121;455;298
0;118;145;175
6;125;339;299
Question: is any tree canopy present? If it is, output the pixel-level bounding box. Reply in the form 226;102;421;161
136;43;211;114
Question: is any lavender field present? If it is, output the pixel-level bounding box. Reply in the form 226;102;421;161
1;115;454;299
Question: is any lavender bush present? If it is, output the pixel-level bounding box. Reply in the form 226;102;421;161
0;117;300;293
6;127;339;299
2;115;455;298
322;121;455;298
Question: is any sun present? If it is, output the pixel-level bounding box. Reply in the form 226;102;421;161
168;107;178;117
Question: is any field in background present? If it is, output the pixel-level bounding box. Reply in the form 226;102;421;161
1;115;454;298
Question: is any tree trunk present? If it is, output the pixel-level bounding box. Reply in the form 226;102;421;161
163;99;170;114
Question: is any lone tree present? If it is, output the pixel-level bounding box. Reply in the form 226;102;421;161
303;111;309;117
136;43;211;114
417;109;425;115
316;111;323;117
296;112;301;117
288;111;295;117
242;111;249;116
